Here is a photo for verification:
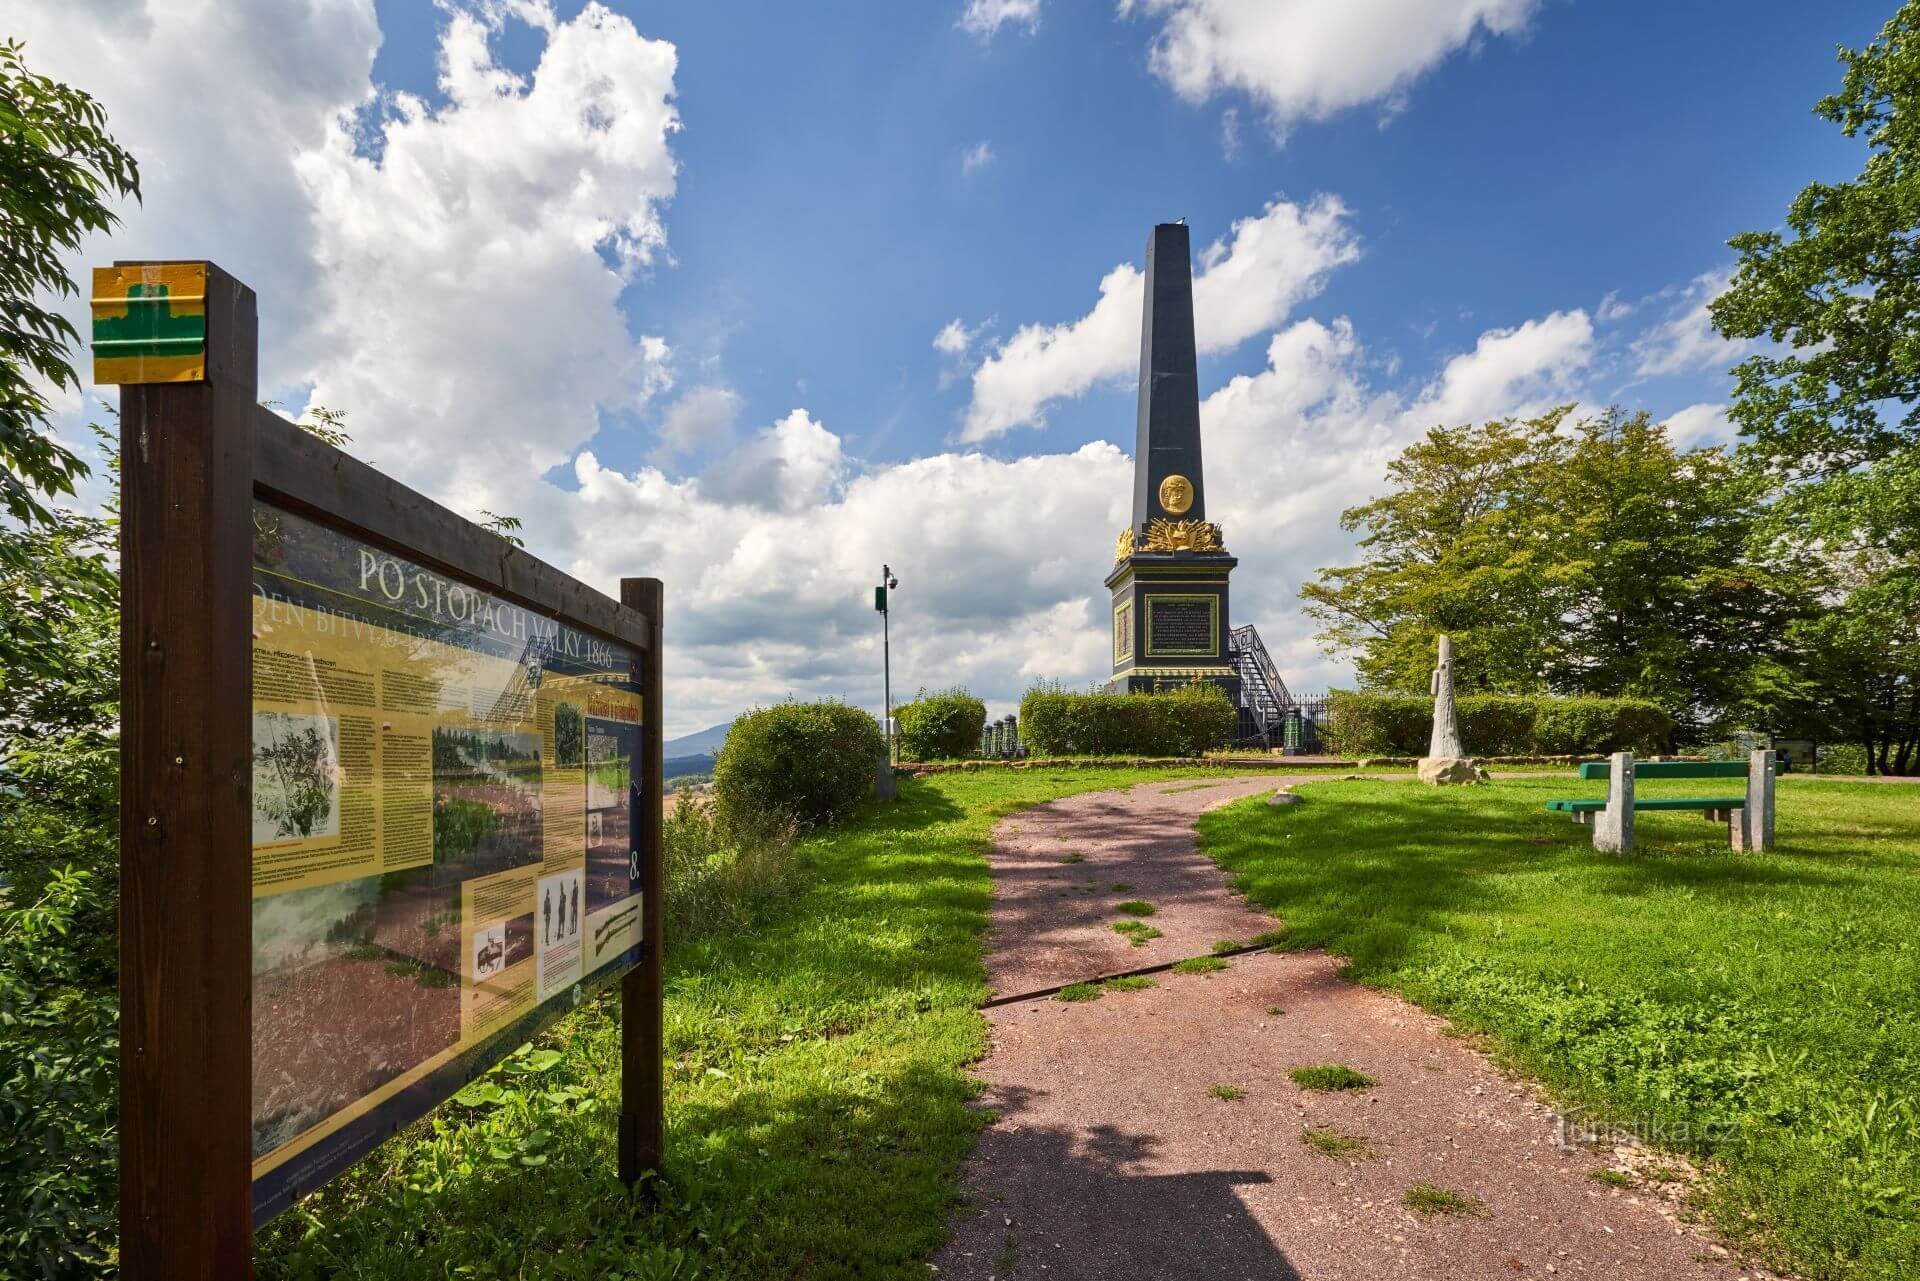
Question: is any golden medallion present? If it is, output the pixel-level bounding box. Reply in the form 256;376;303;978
1158;473;1194;515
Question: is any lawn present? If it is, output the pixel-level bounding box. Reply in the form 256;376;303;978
1196;774;1920;1281
255;767;1204;1280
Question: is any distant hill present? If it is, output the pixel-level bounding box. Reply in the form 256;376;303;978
663;720;731;781
664;721;732;757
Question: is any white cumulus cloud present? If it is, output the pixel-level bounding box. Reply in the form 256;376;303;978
959;196;1359;440
962;140;996;174
1632;269;1747;378
961;0;1042;38
1123;0;1538;135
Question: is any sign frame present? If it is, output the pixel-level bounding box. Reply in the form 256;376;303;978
111;261;665;1279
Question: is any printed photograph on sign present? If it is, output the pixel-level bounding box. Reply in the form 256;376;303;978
252;710;341;843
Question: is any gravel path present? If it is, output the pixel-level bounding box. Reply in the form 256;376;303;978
933;776;1777;1281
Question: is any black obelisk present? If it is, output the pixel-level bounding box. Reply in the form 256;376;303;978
1105;223;1240;705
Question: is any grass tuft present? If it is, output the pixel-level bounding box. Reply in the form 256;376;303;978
1211;938;1240;955
1171;956;1229;975
1300;1127;1374;1160
1588;1169;1634;1189
1102;975;1156;992
1264;1005;1285;1016
1055;982;1103;1003
1289;1064;1375;1091
1403;1182;1484;1217
1207;1084;1246;1101
1249;928;1288;949
1114;900;1156;917
1111;882;1134;893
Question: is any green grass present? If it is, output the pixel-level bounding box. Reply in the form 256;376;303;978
1110;882;1134;893
1210;938;1240;955
256;767;1217;1280
1114;899;1156;916
1197;775;1920;1280
1171;956;1229;975
1207;1084;1246;1101
1289;1064;1375;1091
1055;982;1103;1002
1300;1126;1373;1160
1102;975;1156;992
1110;920;1164;946
1589;1169;1635;1189
1403;1182;1484;1217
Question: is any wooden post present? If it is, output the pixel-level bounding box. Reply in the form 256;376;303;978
118;262;257;1279
618;577;666;1184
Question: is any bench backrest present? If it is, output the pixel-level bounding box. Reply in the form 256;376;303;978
1576;759;1747;780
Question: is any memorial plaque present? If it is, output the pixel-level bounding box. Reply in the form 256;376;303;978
1145;595;1217;656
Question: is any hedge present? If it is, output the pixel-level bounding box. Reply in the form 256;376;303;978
1019;683;1237;756
712;701;885;829
894;687;988;762
1322;691;1672;757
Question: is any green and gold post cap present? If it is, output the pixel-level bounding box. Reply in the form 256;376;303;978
91;262;207;384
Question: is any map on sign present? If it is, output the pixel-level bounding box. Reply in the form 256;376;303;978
247;500;644;1216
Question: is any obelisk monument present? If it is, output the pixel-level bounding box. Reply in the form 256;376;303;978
1105;223;1240;707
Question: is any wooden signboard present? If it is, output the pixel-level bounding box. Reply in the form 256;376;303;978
101;262;665;1277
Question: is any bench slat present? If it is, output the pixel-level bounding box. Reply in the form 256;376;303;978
1546;797;1745;814
1576;760;1749;780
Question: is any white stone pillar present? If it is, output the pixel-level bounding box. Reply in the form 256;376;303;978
1733;749;1776;852
1594;751;1635;854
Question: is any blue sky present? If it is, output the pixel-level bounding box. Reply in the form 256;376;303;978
360;0;1878;475
24;0;1894;734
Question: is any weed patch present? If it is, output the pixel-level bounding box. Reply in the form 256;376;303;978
1171;956;1229;975
1404;1182;1484;1217
1289;1064;1375;1092
1300;1127;1373;1160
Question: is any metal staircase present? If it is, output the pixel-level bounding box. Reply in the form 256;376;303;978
1228;624;1295;745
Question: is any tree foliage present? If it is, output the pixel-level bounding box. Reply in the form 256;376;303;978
1712;3;1920;773
0;39;139;557
1302;408;1802;736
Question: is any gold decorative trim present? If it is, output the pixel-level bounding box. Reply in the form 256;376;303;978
1113;527;1135;562
1141;518;1224;552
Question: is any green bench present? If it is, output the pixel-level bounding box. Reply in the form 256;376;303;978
1546;752;1777;855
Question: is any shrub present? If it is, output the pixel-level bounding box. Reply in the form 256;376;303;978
0;869;118;1277
712;701;885;830
1323;691;1673;757
1019;681;1236;755
661;792;797;941
893;687;987;762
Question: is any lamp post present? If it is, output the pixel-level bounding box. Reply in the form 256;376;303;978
875;564;899;763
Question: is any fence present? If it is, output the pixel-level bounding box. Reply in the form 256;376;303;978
976;714;1024;759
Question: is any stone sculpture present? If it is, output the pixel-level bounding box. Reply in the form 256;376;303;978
1418;634;1486;785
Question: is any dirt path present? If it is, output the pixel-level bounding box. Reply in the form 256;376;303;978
934;776;1774;1281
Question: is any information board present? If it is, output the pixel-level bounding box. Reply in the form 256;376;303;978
247;499;645;1218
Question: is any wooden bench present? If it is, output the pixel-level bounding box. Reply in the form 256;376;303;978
1545;751;1777;854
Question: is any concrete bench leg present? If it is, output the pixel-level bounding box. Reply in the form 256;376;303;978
1594;751;1635;854
1731;750;1776;852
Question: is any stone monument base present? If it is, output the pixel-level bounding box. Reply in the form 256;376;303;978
1418;756;1488;786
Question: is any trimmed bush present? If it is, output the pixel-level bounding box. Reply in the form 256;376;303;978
894;687;988;762
712;701;885;829
1019;681;1236;756
1323;690;1672;757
